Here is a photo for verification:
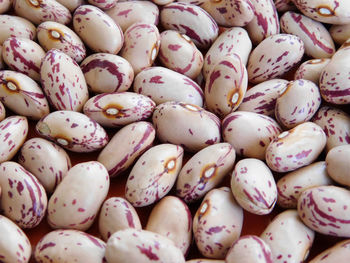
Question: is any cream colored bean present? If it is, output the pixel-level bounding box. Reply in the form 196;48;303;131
231;158;277;215
152;101;221;152
326;145;350;187
298;186;350;237
13;0;71;25
294;58;331;84
98;197;142;241
0;116;28;163
225;235;273;263
312;106;350;152
2;37;45;81
0;100;5;121
0;0;11;14
98;121;155;177
18;137;71;193
133;66;204;106
176;143;236;203
0;161;47;228
261;209;314;263
34;229;106;263
0;44;3;70
193;187;243;259
330;23;350;45
55;0;85;12
0;15;36;44
105;229;186;263
36;111;108;152
151;0;173;5
222;111;282;160
274;0;296;12
247;34;304;84
205;55;248;117
83;92;156;127
203;27;252;79
37;21;86;63
0;70;49;120
0;215;31;263
48;161;109;231
160;2;218;49
275;79;321;129
40;49;89;112
88;0;116;9
125;144;183;207
159;30;203;79
106;1;159;32
309;239;350;263
121;23;160;75
280;11;335;58
73;5;124;54
81;53;134;93
146;196;192;255
245;0;280;45
265;122;326;172
238;79;289;117
277;161;332;208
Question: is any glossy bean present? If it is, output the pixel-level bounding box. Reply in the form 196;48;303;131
326;145;350;187
0;15;36;44
294;58;330;84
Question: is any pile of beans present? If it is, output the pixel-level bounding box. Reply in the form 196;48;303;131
0;0;349;262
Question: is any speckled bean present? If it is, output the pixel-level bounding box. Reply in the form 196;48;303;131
73;5;124;54
13;0;72;25
83;92;156;127
203;27;252;79
292;0;350;25
146;196;192;255
36;110;108;152
205;55;248;117
238;79;289;117
193;187;243;259
245;0;280;45
105;229;186;263
0;0;11;14
276;161;332;208
80;53;134;93
186;260;224;263
2;37;45;81
106;0;159;32
329;23;350;45
34;229;106;263
231;158;277;215
0;115;28;163
40;49;89;112
97;121;155;177
280;11;335;58
133;66;204;106
125;144;183;207
37;21;86;63
0;70;49;120
274;0;296;12
0;15;36;44
48;161;109;231
0;214;31;263
0;161;47;228
275;79;321;129
225;235;273;263
120;22;160;75
201;0;254;27
326;145;350;187
294;58;330;84
152;101;221;152
176;143;236;203
88;0;116;9
222;111;282;160
312;106;350;152
55;0;85;12
160;2;218;49
98;197;142;241
247;34;304;84
158;30;203;79
309;239;350;263
298;186;350;237
261;209;314;263
18;137;71;193
265;122;326;172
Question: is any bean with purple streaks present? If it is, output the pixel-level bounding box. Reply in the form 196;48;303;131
88;0;116;10
55;0;85;12
309;239;350;263
329;23;350;45
0;15;36;44
294;58;330;84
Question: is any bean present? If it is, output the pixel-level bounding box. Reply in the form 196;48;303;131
294;58;331;84
98;197;142;241
55;0;85;12
0;15;36;44
309;239;350;263
47;161;109;231
274;0;296;12
186;260;224;263
329;23;350;45
0;100;5;121
87;0;116;10
326;145;350;187
0;0;11;14
18;137;71;193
